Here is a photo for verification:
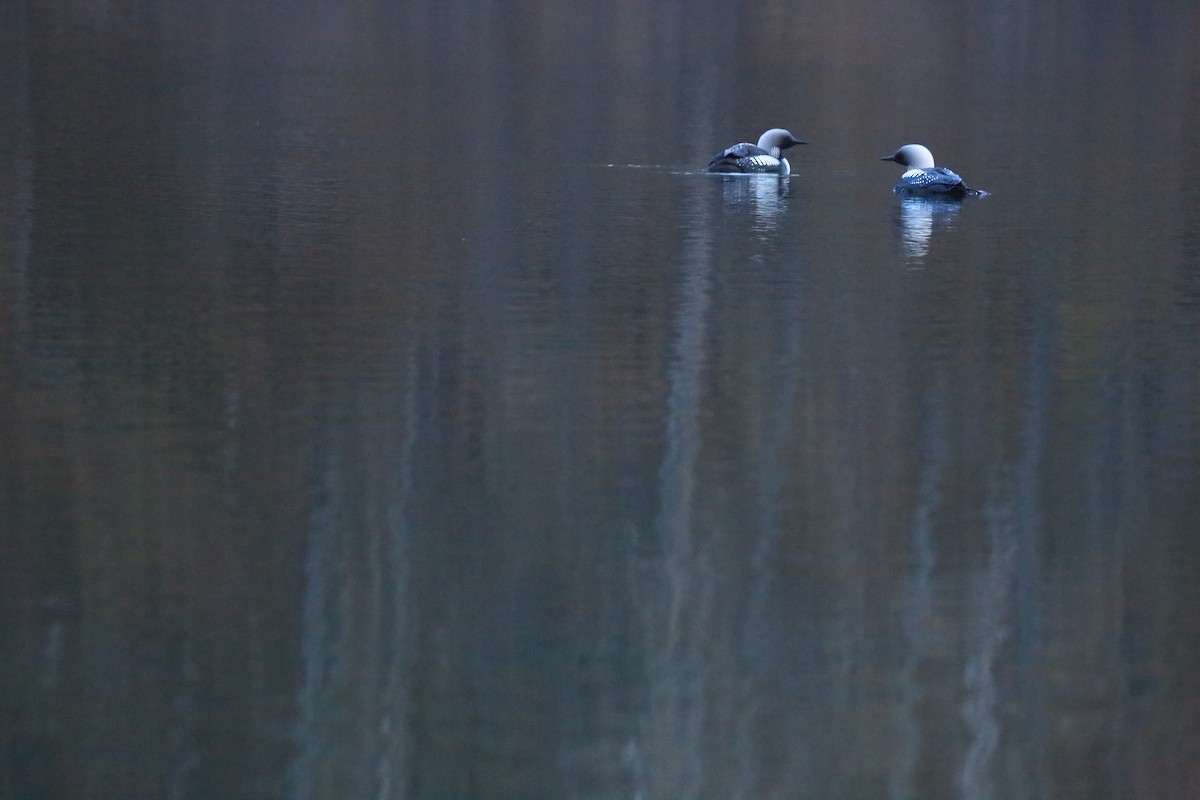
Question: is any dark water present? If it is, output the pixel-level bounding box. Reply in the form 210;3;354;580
3;1;1200;798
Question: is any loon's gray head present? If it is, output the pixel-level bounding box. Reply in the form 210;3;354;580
757;128;806;158
881;144;936;170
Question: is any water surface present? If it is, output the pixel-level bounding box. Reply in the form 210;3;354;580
2;2;1199;798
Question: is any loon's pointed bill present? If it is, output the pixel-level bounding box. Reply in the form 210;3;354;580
706;128;806;175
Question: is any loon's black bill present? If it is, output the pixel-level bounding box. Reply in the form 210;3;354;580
881;155;898;162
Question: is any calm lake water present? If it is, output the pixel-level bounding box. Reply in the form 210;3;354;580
2;1;1199;798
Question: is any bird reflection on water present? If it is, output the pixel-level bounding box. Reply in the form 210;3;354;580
895;195;963;262
718;174;790;231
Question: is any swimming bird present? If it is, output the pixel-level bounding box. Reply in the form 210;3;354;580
706;129;806;175
880;144;983;196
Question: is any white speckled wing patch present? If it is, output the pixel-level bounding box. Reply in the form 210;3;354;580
739;155;781;171
905;167;962;187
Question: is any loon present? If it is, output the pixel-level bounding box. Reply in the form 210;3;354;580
880;144;983;196
706;128;806;175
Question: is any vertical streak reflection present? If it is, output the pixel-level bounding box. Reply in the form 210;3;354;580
891;370;948;800
962;465;1016;800
644;181;715;800
291;342;419;799
961;279;1051;800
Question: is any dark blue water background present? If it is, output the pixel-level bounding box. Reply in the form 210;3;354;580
2;1;1199;798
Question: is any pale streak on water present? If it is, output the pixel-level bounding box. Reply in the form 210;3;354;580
649;178;715;800
890;366;946;800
